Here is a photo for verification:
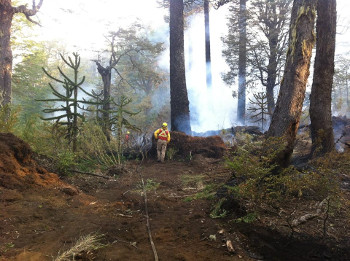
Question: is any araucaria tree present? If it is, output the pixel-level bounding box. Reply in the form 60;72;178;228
0;0;43;107
267;0;316;166
170;0;192;134
248;92;268;131
40;53;86;152
309;0;336;156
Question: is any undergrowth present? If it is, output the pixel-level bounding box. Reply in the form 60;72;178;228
1;109;122;175
222;134;349;238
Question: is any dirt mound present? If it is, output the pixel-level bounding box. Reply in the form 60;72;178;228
0;133;66;190
152;131;227;158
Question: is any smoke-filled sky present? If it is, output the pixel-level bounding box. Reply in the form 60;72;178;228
17;0;350;132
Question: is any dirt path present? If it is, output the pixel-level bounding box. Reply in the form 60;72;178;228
1;158;254;261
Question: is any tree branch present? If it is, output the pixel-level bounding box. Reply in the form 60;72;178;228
13;0;44;25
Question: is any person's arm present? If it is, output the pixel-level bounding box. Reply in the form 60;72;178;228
167;131;171;143
154;129;160;139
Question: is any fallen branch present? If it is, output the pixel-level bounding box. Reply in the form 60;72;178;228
140;176;159;261
136;162;159;261
69;169;110;179
291;198;328;227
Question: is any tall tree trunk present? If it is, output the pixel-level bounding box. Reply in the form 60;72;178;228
267;0;316;166
96;63;112;141
237;0;247;124
170;0;191;134
266;47;278;115
0;2;14;107
266;3;279;115
309;0;336;156
204;0;212;89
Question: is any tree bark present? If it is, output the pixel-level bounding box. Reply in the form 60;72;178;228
204;0;212;89
0;1;14;107
309;0;336;156
237;0;247;124
170;0;191;134
265;2;279;115
96;62;112;141
267;0;316;166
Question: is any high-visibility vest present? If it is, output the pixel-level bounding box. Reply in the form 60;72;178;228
157;129;169;141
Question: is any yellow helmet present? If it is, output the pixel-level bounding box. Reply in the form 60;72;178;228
162;122;168;127
127;131;130;134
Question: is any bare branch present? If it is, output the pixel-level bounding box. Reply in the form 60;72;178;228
13;0;44;25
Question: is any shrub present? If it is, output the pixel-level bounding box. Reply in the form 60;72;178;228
225;137;345;216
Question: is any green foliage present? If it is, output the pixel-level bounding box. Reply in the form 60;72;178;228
0;241;15;254
181;174;205;187
166;147;178;160
12;45;51;122
185;184;218;202
0;105;20;133
248;92;269;130
98;23;168;135
136;179;160;192
56;151;77;176
143;179;160;192
111;95;140;163
233;132;255;146
79;121;120;167
234;212;258;223
226;137;284;180
39;52;101;152
225;137;345;212
222;0;291;87
210;198;228;219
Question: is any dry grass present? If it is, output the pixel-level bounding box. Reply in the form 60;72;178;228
54;233;104;261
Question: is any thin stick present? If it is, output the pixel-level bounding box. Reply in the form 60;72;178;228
138;164;159;261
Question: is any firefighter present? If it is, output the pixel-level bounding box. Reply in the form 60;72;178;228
154;122;171;162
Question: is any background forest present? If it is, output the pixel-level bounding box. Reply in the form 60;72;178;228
0;0;349;165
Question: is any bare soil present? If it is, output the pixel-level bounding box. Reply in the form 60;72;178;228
0;133;250;260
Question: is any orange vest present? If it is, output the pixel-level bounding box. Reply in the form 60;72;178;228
158;129;169;141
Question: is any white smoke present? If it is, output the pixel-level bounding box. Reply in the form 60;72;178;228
185;8;236;133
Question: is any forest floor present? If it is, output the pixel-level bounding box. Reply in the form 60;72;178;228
1;154;256;261
0;133;349;261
